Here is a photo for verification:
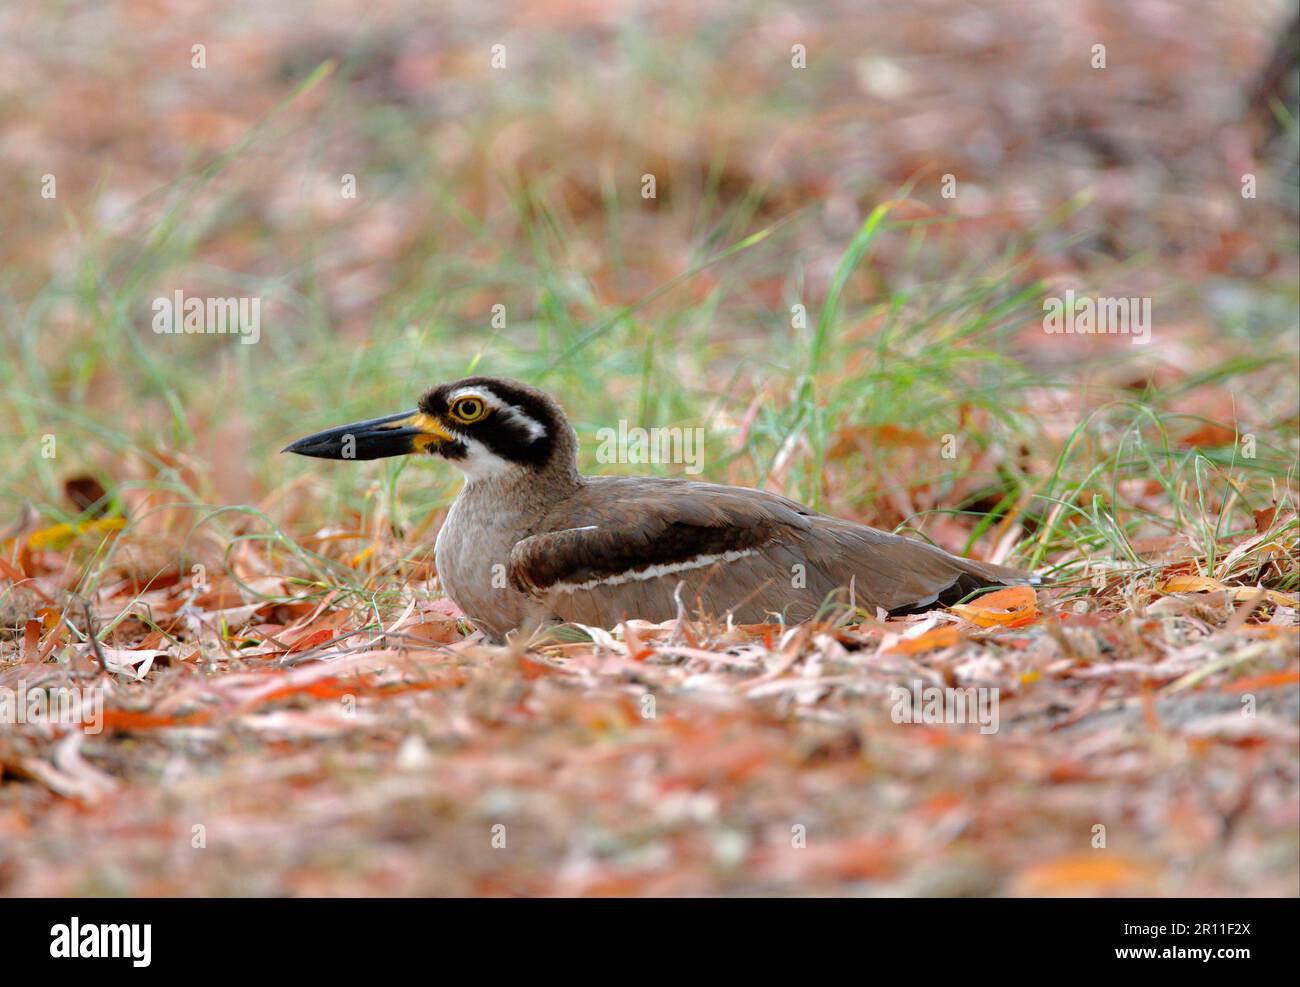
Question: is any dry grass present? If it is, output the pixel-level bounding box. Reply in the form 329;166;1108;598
1;0;1297;896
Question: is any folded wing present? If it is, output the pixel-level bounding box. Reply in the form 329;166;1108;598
508;476;1035;627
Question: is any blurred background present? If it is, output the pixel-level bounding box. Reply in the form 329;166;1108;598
2;0;1296;536
0;1;1297;896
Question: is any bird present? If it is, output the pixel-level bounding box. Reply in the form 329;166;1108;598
284;376;1040;640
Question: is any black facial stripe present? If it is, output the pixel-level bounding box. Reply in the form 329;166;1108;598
473;417;550;466
419;377;559;469
439;439;468;460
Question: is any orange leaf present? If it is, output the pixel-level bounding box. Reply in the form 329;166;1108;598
1016;853;1155;895
974;585;1037;610
1160;574;1226;594
285;627;335;654
1220;669;1300;693
402;618;463;645
1160;575;1298;608
22;619;40;660
885;626;961;655
1237;625;1300;639
950;585;1038;627
100;710;208;732
1178;422;1237;449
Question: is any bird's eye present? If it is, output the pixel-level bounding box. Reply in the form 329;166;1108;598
450;397;487;423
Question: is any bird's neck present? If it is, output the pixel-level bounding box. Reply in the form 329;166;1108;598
455;459;583;520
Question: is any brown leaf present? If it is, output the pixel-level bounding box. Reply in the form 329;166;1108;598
64;475;110;516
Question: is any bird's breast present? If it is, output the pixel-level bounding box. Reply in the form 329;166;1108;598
434;490;537;638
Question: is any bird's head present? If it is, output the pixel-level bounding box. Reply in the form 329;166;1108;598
282;376;577;482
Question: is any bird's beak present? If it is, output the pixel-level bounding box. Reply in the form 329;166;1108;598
281;410;453;461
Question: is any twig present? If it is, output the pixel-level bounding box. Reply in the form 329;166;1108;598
83;598;109;679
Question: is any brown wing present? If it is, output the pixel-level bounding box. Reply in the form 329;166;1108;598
509;476;1036;627
508;476;808;598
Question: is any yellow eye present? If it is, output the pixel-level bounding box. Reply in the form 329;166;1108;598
450;396;487;423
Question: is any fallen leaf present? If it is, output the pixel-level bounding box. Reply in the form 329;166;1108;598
1160;575;1298;608
1016;853;1156;895
27;518;126;551
884;625;961;654
1220;668;1300;692
285;627;336;654
950;585;1038;627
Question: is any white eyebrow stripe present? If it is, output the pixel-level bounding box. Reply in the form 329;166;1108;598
445;385;547;440
496;404;547;439
447;386;497;405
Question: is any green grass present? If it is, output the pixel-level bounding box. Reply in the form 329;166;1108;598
1;57;1297;621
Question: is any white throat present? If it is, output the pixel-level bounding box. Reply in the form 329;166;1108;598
453;436;527;485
